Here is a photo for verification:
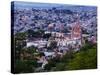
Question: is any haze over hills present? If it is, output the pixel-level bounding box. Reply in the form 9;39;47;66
13;1;96;11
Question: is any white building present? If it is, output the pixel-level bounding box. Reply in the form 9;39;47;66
26;40;47;48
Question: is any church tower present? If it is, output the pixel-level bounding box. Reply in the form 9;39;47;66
71;21;81;39
71;14;82;40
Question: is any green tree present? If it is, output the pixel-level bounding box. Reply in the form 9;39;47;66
49;41;57;49
14;60;37;73
66;44;97;70
14;32;27;60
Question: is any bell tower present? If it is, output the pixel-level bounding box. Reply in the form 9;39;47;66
71;14;82;40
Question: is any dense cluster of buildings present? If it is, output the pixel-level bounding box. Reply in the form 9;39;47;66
26;18;82;49
25;19;83;69
13;6;97;35
25;16;96;69
13;4;97;69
